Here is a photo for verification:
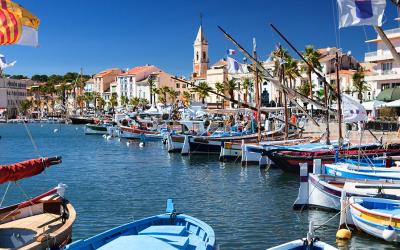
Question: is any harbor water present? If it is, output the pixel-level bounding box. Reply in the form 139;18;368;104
0;124;398;249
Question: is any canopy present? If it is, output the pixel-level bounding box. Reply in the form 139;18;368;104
361;100;385;110
383;99;400;108
376;88;400;102
0;156;61;184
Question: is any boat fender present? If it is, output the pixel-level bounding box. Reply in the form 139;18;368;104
336;228;351;240
382;225;397;241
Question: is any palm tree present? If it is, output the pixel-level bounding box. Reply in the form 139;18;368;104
157;86;170;105
284;56;300;89
224;79;239;108
148;77;156;105
120;95;129;108
139;98;149;107
241;78;250;106
109;95;118;113
19;99;33;116
182;91;192;106
192;81;213;104
93;92;101;113
302;45;321;99
84;92;94;109
129;97;140;107
97;97;106;113
215;81;225;104
352;67;370;102
271;46;289;78
168;89;179;104
76;94;86;115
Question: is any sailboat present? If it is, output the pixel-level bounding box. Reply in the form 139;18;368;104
0;156;76;249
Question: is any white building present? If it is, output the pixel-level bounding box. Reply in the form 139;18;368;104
0;78;30;118
364;26;400;100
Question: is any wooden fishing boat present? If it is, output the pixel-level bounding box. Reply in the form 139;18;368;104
268;221;337;250
84;123;110;135
70;116;95;125
324;162;400;180
346;197;400;242
66;199;216;250
118;125;162;140
266;143;400;174
0;157;76;249
294;162;400;211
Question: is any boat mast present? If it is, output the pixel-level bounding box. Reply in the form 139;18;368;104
253;38;261;142
279;45;289;139
335;52;343;146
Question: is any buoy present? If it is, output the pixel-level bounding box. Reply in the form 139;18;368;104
53;129;58;133
382;225;397;241
139;142;145;148
336;228;351;240
126;141;131;147
106;135;112;140
102;134;107;138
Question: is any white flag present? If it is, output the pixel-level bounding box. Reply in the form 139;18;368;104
341;94;368;123
337;0;386;28
227;56;248;74
0;54;16;69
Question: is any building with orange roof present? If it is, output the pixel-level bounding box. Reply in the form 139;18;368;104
116;65;184;105
94;68;123;97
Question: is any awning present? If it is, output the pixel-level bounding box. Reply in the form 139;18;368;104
383;99;400;108
376;88;400;102
361;100;385;110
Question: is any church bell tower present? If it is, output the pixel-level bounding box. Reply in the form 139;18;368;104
193;22;209;79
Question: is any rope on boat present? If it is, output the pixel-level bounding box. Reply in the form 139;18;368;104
0;182;10;207
314;200;352;232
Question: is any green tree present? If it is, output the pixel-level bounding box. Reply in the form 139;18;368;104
182;91;192;106
168;89;179;104
120;95;129;108
129;97;140;107
31;74;48;82
84;92;94;109
352;67;370;102
192;82;213;104
224;79;239;108
284;56;300;89
10;75;28;79
148;77;156;105
157;86;170;105
97;96;106;112
302;45;321;99
241;78;250;105
76;94;86;115
19;99;33;116
109;95;118;113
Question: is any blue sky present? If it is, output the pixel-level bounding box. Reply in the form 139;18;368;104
2;0;400;77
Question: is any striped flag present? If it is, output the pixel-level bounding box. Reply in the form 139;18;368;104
0;0;40;46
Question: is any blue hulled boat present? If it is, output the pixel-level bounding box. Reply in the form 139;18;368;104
66;199;216;250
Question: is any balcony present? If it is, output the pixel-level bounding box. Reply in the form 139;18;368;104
365;70;400;81
365;49;400;62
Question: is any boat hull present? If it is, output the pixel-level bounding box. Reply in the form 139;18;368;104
84;124;108;135
66;200;216;250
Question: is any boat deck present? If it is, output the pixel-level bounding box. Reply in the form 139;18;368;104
0;212;63;249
